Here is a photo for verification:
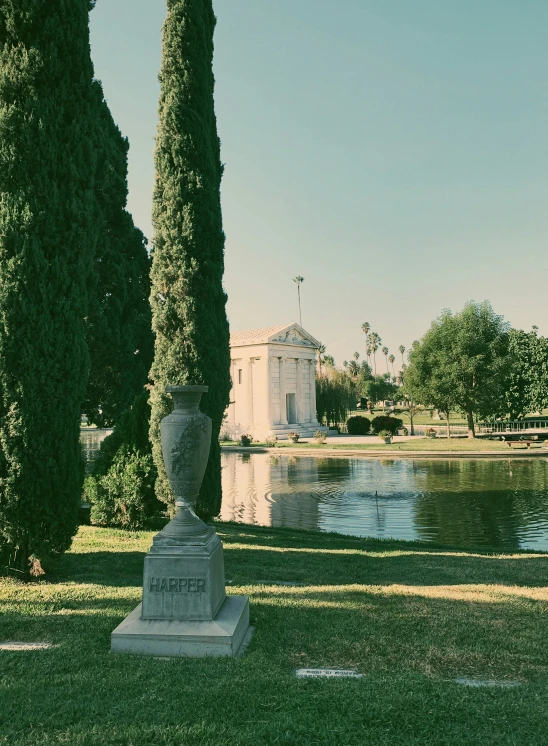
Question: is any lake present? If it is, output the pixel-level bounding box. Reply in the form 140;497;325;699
220;452;548;551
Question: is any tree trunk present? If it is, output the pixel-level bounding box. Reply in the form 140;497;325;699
410;412;415;436
466;410;475;438
445;411;451;439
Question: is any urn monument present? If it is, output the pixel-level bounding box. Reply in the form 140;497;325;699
111;386;250;657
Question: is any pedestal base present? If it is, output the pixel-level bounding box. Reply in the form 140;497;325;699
111;595;249;658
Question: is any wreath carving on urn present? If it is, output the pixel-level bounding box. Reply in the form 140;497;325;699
170;416;210;477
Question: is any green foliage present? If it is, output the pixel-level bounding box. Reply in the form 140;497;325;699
506;328;548;419
314;429;327;444
0;1;98;574
406;301;511;436
371;416;403;435
149;0;230;520
316;369;357;427
378;429;392;438
84;82;153;428
360;374;397;405
86;448;159;530
346;416;371;435
85;391;161;530
239;434;252;447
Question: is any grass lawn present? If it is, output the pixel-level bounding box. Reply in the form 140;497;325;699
2;524;548;745
222;437;548;452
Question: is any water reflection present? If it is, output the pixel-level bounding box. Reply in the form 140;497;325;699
220;452;548;550
80;428;112;475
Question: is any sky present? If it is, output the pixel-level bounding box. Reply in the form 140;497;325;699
90;0;548;369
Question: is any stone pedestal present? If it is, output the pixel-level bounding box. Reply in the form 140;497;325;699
111;526;249;658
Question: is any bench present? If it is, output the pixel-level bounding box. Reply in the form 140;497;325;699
505;440;536;449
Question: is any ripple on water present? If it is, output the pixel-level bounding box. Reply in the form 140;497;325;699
220;452;548;550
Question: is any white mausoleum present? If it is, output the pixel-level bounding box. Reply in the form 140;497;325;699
224;323;321;441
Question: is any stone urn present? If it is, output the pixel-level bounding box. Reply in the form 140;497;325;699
158;385;212;541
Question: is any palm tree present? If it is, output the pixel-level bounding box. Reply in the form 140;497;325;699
347;360;359;378
353;351;360;361
399;345;406;369
382;346;389;373
370;332;381;375
343;360;348;369
317;342;326;376
361;322;370;364
388;354;396;377
323;355;335;367
366;339;372;367
293;276;304;326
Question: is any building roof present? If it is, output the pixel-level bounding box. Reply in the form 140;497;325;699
230;323;320;349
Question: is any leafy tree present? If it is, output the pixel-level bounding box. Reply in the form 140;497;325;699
506;327;548;419
84;82;153;427
316;369;356;427
360;374;397;409
149;0;231;519
406;302;511;437
0;0;98;574
393;380;425;436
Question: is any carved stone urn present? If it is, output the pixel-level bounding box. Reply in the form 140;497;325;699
158;385;213;542
111;383;250;657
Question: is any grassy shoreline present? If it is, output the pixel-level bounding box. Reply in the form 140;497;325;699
1;523;548;745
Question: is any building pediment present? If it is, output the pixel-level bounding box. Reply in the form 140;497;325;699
230;323;320;350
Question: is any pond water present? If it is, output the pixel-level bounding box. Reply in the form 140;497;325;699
220;452;548;551
80;428;112;475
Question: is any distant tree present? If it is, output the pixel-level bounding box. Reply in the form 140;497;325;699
361;321;371;365
293;276;304;326
506;327;548;419
316;369;357;427
317;343;327;376
370;332;381;375
361;374;397;409
382;346;389;373
323;355;335;368
84;82;153;427
0;0;98;575
406;302;511;438
149;0;230;519
388;354;396;377
399;345;406;368
393;380;425;436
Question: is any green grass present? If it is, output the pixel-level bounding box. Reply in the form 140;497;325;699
223;437;547;452
2;524;548;744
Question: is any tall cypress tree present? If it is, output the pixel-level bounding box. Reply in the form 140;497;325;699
84;81;153;428
149;0;230;519
0;0;98;573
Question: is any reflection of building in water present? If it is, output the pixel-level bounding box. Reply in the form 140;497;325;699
220;454;320;530
269;457;320;531
221;453;273;526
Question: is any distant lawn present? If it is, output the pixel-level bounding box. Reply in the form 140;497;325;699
222;437;547;452
1;524;548;745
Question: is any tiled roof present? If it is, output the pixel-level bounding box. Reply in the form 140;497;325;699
229;324;293;346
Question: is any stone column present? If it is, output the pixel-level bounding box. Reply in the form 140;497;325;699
279;357;288;425
247;358;254;425
296;358;303;424
230;360;237;422
308;359;317;423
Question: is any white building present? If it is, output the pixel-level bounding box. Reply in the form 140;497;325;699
223;323;322;441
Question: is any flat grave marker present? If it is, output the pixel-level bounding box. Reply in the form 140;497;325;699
454;678;521;688
296;668;363;679
0;642;56;651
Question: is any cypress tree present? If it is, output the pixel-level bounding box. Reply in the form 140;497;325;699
149;0;230;519
0;1;98;574
84;81;153;428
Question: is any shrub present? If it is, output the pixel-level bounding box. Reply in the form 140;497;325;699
239;434;253;447
378;429;392;439
346;416;371;435
371;416;403;435
265;436;277;448
86;448;160;530
314;429;327;444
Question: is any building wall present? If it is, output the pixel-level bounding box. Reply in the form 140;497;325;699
224;338;319;440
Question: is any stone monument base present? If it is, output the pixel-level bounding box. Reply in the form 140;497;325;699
111;595;249;658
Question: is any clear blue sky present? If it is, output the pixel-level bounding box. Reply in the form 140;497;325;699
90;0;548;368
